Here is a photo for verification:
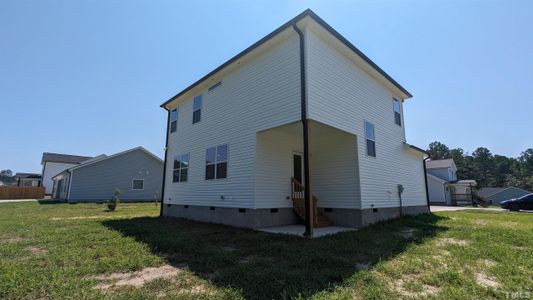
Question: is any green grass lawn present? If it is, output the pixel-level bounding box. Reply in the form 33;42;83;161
0;201;531;299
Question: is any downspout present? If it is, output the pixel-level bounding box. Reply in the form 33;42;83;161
66;170;72;202
159;109;171;217
423;156;431;213
292;23;313;237
40;162;45;188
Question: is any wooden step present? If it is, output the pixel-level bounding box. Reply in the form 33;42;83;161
316;215;331;228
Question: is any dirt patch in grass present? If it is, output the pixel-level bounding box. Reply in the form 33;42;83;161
398;228;419;239
475;271;500;288
355;262;370;271
480;259;496;267
392;273;440;297
221;245;236;252
437;238;468;247
27;247;48;256
92;264;187;290
0;236;30;244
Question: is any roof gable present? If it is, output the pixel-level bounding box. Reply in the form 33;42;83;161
42;152;92;164
426;159;456;171
161;9;411;109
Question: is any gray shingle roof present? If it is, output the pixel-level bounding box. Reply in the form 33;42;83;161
42;152;92;164
14;173;41;179
426;159;455;169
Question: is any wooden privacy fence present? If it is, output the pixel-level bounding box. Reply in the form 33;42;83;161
0;186;45;200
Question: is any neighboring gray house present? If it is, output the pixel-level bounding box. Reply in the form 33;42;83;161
14;173;42;187
41;152;93;195
52;147;163;202
426;159;477;206
477;187;531;205
159;10;429;234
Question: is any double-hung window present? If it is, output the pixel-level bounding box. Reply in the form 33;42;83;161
393;98;402;126
192;95;202;124
205;144;228;180
170;108;178;133
365;121;376;157
173;153;189;183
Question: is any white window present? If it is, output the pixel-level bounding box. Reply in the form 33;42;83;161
205;144;228;180
365;121;376;157
173;153;189;183
132;179;144;190
170;108;178;133
393;98;402;126
192;95;202;124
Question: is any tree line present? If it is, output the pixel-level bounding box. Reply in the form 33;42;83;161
427;141;533;191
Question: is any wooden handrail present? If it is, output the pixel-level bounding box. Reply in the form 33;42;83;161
291;177;304;200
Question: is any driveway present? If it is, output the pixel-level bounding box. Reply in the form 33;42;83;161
430;205;506;212
430;205;533;213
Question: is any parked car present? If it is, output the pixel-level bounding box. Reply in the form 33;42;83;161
500;193;533;211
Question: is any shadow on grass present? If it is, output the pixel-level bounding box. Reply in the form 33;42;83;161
103;213;448;299
37;199;63;205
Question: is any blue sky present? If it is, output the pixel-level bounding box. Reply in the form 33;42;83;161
1;0;532;173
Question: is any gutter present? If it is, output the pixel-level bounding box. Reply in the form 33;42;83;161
423;155;431;213
292;23;313;238
159;109;171;217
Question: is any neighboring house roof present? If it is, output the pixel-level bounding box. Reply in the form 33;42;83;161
41;152;93;164
14;173;41;179
455;180;477;186
477;187;531;199
426;159;456;170
161;9;412;109
51;147;162;180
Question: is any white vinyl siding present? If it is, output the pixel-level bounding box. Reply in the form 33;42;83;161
42;162;78;194
305;28;426;209
164;33;301;208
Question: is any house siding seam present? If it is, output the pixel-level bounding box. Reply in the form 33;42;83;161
164;34;301;209
68;149;163;201
305;28;426;209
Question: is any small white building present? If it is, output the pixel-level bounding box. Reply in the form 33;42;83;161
159;10;428;233
41;152;92;195
14;173;41;187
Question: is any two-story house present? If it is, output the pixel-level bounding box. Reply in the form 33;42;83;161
41;152;92;195
159;9;428;236
426;158;477;205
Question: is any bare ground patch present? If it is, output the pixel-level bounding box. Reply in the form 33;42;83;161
27;247;48;256
398;228;419;239
92;264;187;290
391;273;440;297
437;238;468;247
0;236;30;244
475;271;500;288
221;245;236;252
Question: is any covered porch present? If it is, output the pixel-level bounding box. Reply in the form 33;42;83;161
255;120;361;230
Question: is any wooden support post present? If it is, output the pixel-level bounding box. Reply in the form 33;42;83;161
303;119;313;236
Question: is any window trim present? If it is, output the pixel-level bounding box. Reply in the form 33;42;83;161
192;95;202;124
173;153;190;183
364;120;376;157
205;144;229;180
132;179;144;190
393;98;402;126
170;108;178;133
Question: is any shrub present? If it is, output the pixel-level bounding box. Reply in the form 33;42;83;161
105;189;121;211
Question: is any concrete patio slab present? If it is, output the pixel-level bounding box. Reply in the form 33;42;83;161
257;224;356;238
